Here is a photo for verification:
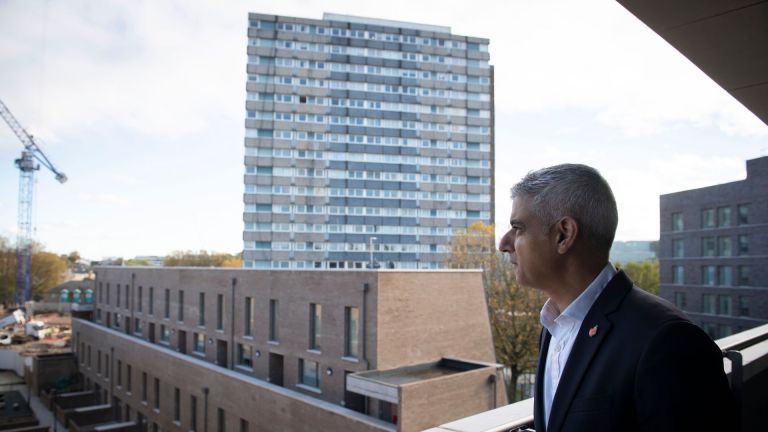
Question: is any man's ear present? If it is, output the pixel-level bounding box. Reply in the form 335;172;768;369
554;216;578;254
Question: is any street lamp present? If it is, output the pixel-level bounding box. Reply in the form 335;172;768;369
369;237;377;269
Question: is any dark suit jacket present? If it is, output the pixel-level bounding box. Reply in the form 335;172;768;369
533;271;735;432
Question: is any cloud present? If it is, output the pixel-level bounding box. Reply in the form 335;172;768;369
1;0;766;258
0;0;245;144
78;192;126;206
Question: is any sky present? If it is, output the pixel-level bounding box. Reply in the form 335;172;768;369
0;0;766;260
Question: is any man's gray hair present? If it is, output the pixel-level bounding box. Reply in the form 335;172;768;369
511;164;618;255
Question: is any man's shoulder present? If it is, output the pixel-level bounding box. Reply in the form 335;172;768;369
611;281;693;335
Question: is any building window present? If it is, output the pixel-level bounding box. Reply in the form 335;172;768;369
738;235;749;255
718;325;733;338
97;350;102;374
194;333;205;354
160;325;170;344
702;294;716;314
107;283;111;305
154;378;160;410
701;208;715;228
737;204;749;224
117;284;121;308
87;346;92;367
269;300;279;342
674;292;686;310
126;365;132;392
178;290;184;322
216;294;224;330
174;387;180;422
299;358;319;388
149;287;155;315
137;286;143;312
141;372;147;402
240;419;249;432
345;307;359;358
310;303;322;351
718;236;732;256
134;318;143;335
672;239;684;258
738;266;750;286
739;296;750;316
701;237;716;257
718;295;732;316
164;289;171;319
718;266;732;286
217;408;226;432
190;396;198;432
237;344;253;369
105;354;110;378
671;212;684;232
702;266;716;285
672;266;684;285
117;360;122;387
199;293;206;326
717;207;731;227
244;297;254;337
702;322;717;339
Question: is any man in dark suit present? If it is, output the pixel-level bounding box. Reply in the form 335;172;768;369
498;164;734;431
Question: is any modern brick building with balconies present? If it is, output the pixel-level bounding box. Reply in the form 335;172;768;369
72;267;506;432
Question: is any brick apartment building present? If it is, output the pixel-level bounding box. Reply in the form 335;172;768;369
72;267;506;432
660;156;768;338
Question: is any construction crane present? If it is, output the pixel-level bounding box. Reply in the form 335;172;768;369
0;98;67;306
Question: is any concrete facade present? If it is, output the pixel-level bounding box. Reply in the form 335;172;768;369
73;266;505;432
660;156;768;338
243;13;494;270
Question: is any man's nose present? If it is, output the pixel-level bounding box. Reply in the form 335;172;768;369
499;232;513;253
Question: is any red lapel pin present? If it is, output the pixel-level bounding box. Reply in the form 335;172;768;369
588;325;599;337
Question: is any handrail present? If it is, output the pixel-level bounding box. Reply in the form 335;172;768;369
716;323;768;352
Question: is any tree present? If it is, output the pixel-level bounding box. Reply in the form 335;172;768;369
164;250;242;268
0;236;68;303
124;259;152;266
30;251;67;301
617;260;660;295
0;238;15;305
447;222;545;402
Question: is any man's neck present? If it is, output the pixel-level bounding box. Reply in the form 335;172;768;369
546;260;610;312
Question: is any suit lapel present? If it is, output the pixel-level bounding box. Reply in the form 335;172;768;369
535;328;551;432
545;271;633;432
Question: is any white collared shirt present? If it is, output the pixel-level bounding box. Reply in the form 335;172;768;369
540;263;616;428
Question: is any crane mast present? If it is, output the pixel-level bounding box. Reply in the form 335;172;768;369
0;98;67;305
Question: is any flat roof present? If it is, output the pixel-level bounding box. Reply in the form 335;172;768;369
352;358;494;387
93;266;482;273
323;13;450;34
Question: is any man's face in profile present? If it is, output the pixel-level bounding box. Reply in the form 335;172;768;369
499;195;558;291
